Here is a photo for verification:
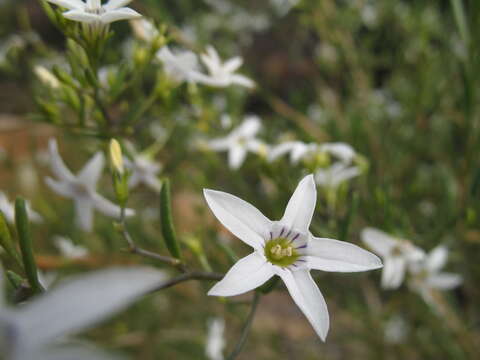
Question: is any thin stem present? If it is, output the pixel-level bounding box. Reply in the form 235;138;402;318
149;271;224;293
227;291;261;360
118;207;186;271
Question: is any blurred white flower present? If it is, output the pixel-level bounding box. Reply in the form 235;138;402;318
130;18;158;42
408;245;462;305
0;266;166;360
314;163;361;188
384;315;408;344
361;228;425;289
199;46;254;88
54;236;89;259
46;0;141;25
0;192;43;224
204;175;382;341
269;141;356;166
206;116;267;169
33;65;60;89
157;46;204;84
45;139;134;232
205;317;225;360
124;155;162;192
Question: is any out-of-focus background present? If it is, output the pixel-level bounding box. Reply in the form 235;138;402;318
1;0;480;359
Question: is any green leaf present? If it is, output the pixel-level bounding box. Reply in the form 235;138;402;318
159;179;182;260
6;270;25;290
0;211;22;266
15;198;43;293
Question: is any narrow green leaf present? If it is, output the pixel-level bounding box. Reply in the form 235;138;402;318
0;211;22;266
159;179;182;259
15;198;43;293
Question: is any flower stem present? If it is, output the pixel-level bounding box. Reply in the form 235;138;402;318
227;291;261;360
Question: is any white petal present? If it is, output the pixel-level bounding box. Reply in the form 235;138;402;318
77;152;104;190
230;74;255;88
45;177;73;198
228;145;247;169
13;267;166;350
203;189;271;249
381;257;406;289
104;0;132;11
223;57;243;73
208;253;273;296
46;0;85;10
267;142;298;162
360;227;396;257
48;139;75;182
427;273;462;290
100;8;142;24
92;193;134;218
426;245;448;272
280;174;316;233
237;116;261;138
63;10;100;23
278;269;329;341
306;237;383;272
207;137;231;151
75;198;94;232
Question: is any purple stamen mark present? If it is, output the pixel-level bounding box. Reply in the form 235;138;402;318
269;232;273;240
292;233;300;241
280;227;285;236
286;229;292;238
296;244;307;249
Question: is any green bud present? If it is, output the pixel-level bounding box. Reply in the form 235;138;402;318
0;211;22;267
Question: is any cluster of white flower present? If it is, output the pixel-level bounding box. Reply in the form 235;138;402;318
201;116;363;189
361;228;462;305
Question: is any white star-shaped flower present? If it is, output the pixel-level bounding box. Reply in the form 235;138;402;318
124;155;162;192
46;0;141;25
0;192;43;224
199;46;254;88
204;175;382;340
361;227;425;289
408;245;462;305
45;139;134;232
206;116;267;170
156;46;205;84
269;141;356;165
314;163;361;188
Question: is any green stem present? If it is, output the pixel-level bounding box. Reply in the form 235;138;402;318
227;291;261;360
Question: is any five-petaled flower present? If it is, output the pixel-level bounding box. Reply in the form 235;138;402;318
408;245;462;306
204;174;382;340
206;116;267;170
199;46;254;88
124;154;162;192
361;227;425;289
45;139;134;232
46;0;141;25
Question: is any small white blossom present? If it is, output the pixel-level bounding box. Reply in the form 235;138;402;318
45;139;134;232
205;317;225;360
408;245;462;305
269;141;356;165
206;116;267;170
314;163;361;188
46;0;141;25
0;192;43;224
361;228;425;289
54;236;89;259
199;46;254;88
124;155;162;192
204;175;382;340
33;65;60;89
157;46;204;84
0;266;166;360
130;18;158;42
268;141;313;164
